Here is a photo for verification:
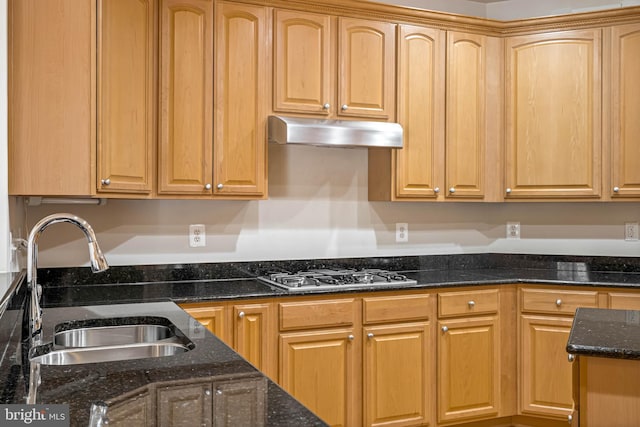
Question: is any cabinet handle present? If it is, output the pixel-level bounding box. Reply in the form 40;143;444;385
468;300;475;308
613;186;620;193
441;326;449;333
568;354;575;362
449;187;456;194
341;104;348;111
556;299;562;307
323;103;330;110
348;334;355;341
434;187;440;194
505;188;512;194
101;179;111;186
204;183;212;190
238;311;245;318
367;333;374;339
217;183;224;190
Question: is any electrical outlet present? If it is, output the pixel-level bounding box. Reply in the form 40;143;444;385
189;224;206;247
396;223;408;243
625;222;639;241
506;222;520;239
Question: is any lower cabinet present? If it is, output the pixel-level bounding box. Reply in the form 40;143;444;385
181;301;277;379
518;287;598;424
437;289;501;424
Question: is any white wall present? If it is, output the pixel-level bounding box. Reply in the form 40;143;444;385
0;0;9;275
487;0;640;20
24;145;640;268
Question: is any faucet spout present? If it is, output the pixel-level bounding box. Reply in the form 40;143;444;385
27;213;109;343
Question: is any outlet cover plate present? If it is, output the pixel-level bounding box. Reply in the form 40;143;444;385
189;224;206;247
506;222;520;239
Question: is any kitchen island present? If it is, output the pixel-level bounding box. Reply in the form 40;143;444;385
567;307;640;427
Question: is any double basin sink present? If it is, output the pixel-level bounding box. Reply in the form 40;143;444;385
29;317;194;366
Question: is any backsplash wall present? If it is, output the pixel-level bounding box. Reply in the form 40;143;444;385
16;145;640;268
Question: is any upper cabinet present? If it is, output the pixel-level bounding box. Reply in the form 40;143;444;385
97;0;155;195
369;27;502;202
273;10;396;120
610;23;640;199
213;2;268;197
9;0;95;196
504;29;603;200
157;0;214;195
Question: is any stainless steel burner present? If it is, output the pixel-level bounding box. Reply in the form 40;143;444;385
258;268;417;292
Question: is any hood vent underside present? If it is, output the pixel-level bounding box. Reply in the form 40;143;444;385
268;116;403;149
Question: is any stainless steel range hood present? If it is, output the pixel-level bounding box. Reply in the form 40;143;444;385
268;116;403;148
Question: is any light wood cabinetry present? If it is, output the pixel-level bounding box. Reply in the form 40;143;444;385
273;10;395;120
609;23;640;199
158;0;213;195
181;300;277;379
9;0;95;196
518;288;598;421
213;2;268;197
437;289;501;424
607;291;640;309
369;28;501;202
279;298;359;427
97;0;155;195
505;29;602;199
157;382;213;427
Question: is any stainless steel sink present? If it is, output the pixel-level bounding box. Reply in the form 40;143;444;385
30;342;191;366
54;324;174;348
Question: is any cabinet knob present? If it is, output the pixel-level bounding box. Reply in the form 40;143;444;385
348;334;355;341
506;188;512;194
434;187;440;194
341;104;348;111
323;103;330;110
613;186;620;193
449;187;456;194
441;326;449;333
204;183;212;190
204;389;211;396
367;332;374;339
567;414;573;423
217;183;224;190
468;300;475;308
238;311;245;318
556;299;562;307
216;389;223;396
568;354;575;362
101;178;111;186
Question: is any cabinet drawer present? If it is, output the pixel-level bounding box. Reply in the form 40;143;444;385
521;288;598;315
607;292;640;310
363;294;431;324
279;299;355;331
438;289;498;318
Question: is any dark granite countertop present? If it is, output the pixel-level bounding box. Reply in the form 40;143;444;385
5;253;640;426
567;307;640;360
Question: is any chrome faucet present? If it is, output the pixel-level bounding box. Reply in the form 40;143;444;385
27;213;109;344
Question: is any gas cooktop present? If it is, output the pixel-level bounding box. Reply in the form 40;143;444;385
257;268;417;292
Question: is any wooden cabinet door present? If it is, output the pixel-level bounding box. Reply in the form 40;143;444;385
232;303;276;379
437;316;499;424
393;24;445;200
280;329;359;427
97;0;154;195
273;9;333;115
213;2;267;197
520;315;575;419
157;382;213;427
338;17;395;120
181;303;231;346
610;23;640;198
9;0;94;196
505;29;602;199
363;322;433;427
445;31;487;200
158;0;213;195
